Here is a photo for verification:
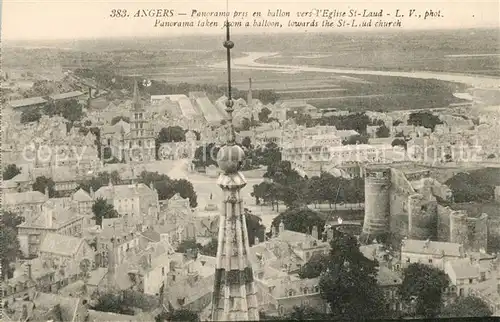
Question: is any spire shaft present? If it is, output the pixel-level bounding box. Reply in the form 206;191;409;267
223;18;236;144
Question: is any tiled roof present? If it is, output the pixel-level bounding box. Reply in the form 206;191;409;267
448;258;481;279
402;239;463;257
4;191;47;205
9;97;47;108
49;91;85;100
39;233;85;256
87;267;108;286
2;180;18;189
20;202;80;229
87;309;153;322
95;183;154;200
72;188;92;202
32;292;81;322
141;230;161;243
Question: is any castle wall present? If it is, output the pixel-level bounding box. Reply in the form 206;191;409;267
437;205;452;242
487;218;500;253
407;194;438;240
389;189;409;243
467;214;488;252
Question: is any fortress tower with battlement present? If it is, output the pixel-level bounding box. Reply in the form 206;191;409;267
361;162;488;252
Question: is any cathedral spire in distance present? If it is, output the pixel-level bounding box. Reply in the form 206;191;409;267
132;78;142;111
210;13;259;322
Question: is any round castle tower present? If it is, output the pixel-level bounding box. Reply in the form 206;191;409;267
449;210;468;245
361;164;392;244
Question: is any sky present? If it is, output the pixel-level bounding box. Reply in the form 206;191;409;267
2;0;499;40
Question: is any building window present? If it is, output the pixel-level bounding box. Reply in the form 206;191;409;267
288;290;294;297
406;258;411;263
162;267;165;276
459;288;464;296
138;140;142;147
314;285;319;293
428;259;432;264
469;278;473;284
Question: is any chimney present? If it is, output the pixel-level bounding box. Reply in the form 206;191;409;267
311;226;318;240
254;236;259;245
90;186;95;198
279;221;285;235
44;186;49;198
149;182;154;190
27;263;32;280
247;78;253;107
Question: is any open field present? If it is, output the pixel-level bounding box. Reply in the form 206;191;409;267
254;29;500;77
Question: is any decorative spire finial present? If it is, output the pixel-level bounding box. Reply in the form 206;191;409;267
223;17;235;145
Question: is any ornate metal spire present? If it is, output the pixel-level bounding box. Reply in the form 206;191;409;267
211;11;259;321
223;18;236;145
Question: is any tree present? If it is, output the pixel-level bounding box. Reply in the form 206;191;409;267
399;262;450;318
439;296;492;318
32;176;56;198
407;111;443;132
391;138;407;150
157;126;186;143
319;230;385;320
92;292;134;315
445;172;494;203
176;239;202;253
256;142;282;167
239;117;252;131
200;238;218;257
78;171;121;193
245;208;266;246
192;143;219;168
3;164;21;180
174;179;198;208
342;134;369;145
393;120;404;126
376;125;391;138
92;198;119;227
271;207;325;236
0;211;24;279
60;99;84;123
20;109;42;123
84;120;92;126
258;107;272;123
242;136;252;149
298;253;330;279
111;116;130;125
288;305;329;320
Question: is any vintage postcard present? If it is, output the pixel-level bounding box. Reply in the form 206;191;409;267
1;0;499;321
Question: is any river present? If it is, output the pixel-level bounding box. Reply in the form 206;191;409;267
210;52;500;89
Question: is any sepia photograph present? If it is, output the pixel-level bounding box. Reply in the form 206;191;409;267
1;0;499;321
